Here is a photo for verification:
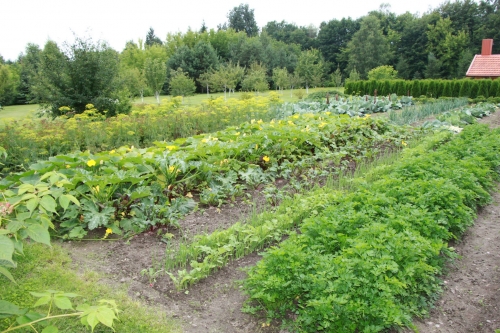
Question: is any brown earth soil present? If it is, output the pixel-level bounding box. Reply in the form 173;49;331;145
62;110;500;333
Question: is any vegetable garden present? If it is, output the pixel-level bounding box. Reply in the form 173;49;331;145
1;94;499;333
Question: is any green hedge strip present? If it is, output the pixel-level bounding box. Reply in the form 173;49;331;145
345;78;500;99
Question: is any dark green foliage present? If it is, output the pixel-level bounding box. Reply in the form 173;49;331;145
412;80;421;97
469;80;479;99
243;124;500;333
459;79;471;97
451;80;461;97
30;38;126;117
442;81;452;98
489;80;499;97
427;80;436;97
145;27;163;47
227;4;259;37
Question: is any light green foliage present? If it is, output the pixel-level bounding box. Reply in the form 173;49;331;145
272;67;289;92
0;291;119;333
330;66;343;87
241;62;269;93
209;61;244;99
0;171;79;282
295;49;324;93
0;243;179;332
144;58;167;105
367;65;398;80
169;69;196;99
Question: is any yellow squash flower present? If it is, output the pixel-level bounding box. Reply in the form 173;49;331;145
263;156;270;163
87;159;96;167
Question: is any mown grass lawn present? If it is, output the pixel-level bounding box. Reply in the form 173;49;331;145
0;104;40;121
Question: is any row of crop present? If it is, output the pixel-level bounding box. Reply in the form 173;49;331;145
0;113;415;281
422;102;498;130
345;78;500;99
153;102;492;290
386;99;481;126
0;93;425;175
241;124;500;333
0;96;282;174
160;103;489;290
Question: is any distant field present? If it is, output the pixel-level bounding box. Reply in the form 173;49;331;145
133;87;343;105
0;104;40;121
0;87;344;124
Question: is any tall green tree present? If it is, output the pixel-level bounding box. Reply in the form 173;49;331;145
295;49;324;94
272;67;289;93
317;18;360;74
145;27;163;47
424;52;442;79
227;4;259;37
263;20;318;50
169;68;196;100
144;58;167;105
211;61;244;99
241;62;268;93
330;66;343;87
17;43;41;104
344;15;392;78
426;17;469;78
31;38;124;117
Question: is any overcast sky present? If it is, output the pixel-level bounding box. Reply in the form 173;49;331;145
1;0;447;61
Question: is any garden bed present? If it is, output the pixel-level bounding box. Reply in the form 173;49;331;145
56;110;500;333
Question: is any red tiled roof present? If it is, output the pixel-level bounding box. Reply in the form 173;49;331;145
466;55;500;77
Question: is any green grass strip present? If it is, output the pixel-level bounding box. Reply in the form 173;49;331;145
0;243;180;333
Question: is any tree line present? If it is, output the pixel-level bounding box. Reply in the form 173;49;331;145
0;0;499;115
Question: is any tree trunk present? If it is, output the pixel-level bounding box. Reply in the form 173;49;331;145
206;84;209;95
306;84;309;94
155;91;160;105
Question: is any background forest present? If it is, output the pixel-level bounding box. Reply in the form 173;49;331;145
0;0;499;115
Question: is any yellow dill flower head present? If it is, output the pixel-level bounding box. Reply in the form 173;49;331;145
87;159;96;167
110;150;116;154
201;138;209;143
257;119;263;124
292;114;300;119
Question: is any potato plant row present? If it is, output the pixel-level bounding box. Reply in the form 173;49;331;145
241;124;500;333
